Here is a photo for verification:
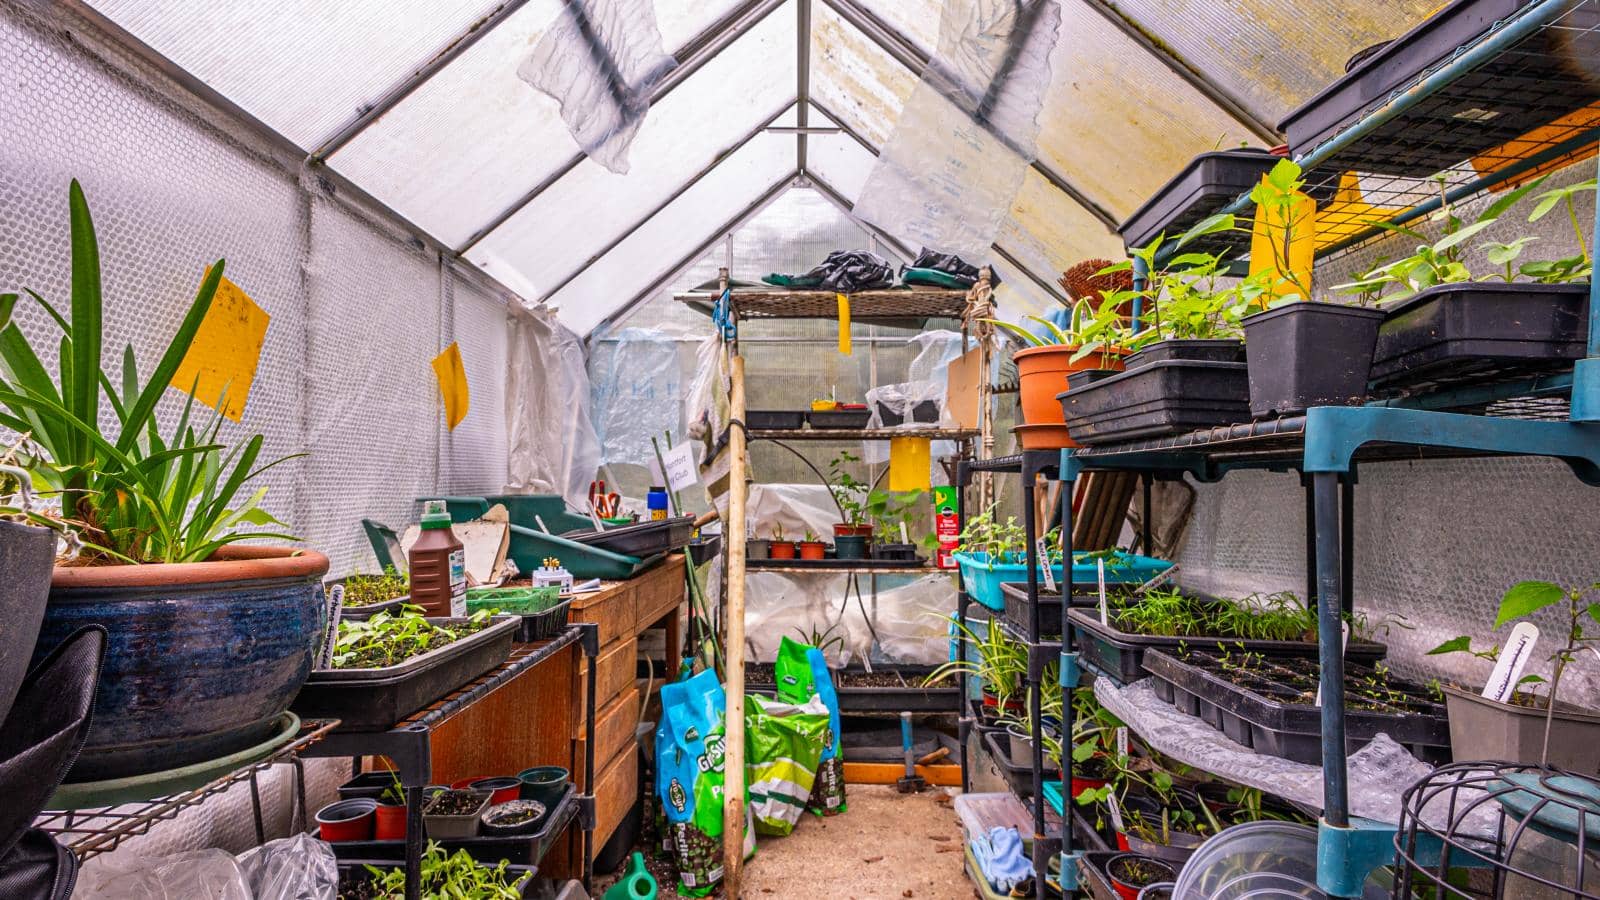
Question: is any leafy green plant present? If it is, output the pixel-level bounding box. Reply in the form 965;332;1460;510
332;606;494;669
1247;158;1317;305
352;842;524;898
342;567;409;607
926;620;1026;710
867;488;925;545
954;503;1026;562
826;450;871;528
0;180;297;564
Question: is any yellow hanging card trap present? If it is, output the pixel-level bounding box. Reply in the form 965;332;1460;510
170;272;269;422
432;342;470;430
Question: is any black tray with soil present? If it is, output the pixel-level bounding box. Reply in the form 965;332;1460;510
336;861;536;899
1142;648;1449;764
1059;360;1250;446
1000;581;1172;641
965;696;1011;738
1278;0;1600;176
1367;282;1590;395
1119;150;1281;254
1068;606;1387;686
746;664;957;713
806;408;872;429
1125;339;1246;368
331;784;578;866
745;556;929;570
567;515;695;557
294;616;519;731
979;730;1059;799
746;410;806;430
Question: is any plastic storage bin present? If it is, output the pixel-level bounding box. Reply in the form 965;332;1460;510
953;550;1173;611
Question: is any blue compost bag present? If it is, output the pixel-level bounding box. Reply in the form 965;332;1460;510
657;669;754;895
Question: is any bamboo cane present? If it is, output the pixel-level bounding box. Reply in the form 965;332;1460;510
722;351;749;897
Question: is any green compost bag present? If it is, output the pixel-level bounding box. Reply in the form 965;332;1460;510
774;636;847;815
744;693;830;836
657;669;754;896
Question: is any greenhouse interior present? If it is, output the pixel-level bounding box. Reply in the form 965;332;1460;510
2;0;1599;898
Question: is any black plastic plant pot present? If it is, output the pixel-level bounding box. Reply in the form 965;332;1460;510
807;408;872;429
1125;339;1245;369
1059;360;1250;446
870;543;918;561
1067;369;1123;390
0;521;55;730
1118;149;1279;252
338;771;402;802
834;534;871;559
1243;303;1385;418
1368;282;1589;394
1278;0;1600;176
423;790;491;839
876;399;940;426
687;535;721;565
746;410;806;430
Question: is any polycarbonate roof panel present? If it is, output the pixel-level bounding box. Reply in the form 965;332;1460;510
1100;0;1441;126
655;0;751;51
523;133;797;335
810;1;915;149
997;167;1124;295
90;0;506;149
850;0;940;58
805;106;877;203
1034;0;1265;222
467;15;797;298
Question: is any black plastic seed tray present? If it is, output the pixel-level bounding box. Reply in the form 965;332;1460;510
331;784;578;866
1059;360;1250;446
1279;0;1600;175
748;664;957;713
1119;149;1279;253
294;616;519;731
510;600;571;642
1368;282;1589;394
999;581;1139;641
807;408;872;429
1142;648;1449;764
568;515;695;557
1126;339;1246;369
980;730;1060;799
747;410;806;430
1068;608;1387;687
965;697;1010;739
337;861;538;896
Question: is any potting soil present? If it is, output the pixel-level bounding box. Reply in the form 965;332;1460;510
744;693;829;836
773;637;847;815
656;670;754;897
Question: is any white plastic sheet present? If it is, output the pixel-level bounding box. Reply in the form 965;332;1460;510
74;833;338;900
588;328;684;470
506;306;602;512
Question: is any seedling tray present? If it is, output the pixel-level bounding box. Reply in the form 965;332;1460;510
980;730;1059;799
331;784;578;866
1069;608;1387;686
567;515;695;557
747;664;957;713
294;616;518;731
1059;360;1250;446
966;697;1010;738
806;408;872;429
1125;339;1245;368
747;410;807;430
1368;282;1589;395
336;861;538;897
1119;149;1280;253
1142;648;1449;764
746;556;928;569
1000;581;1159;641
1279;0;1600;176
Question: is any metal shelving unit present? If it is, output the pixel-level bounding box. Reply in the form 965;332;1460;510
302;624;599;900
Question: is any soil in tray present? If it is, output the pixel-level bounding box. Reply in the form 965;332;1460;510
1105;590;1326;644
425;789;484;816
331;613;494;669
744;664;955;689
1175;648;1444;714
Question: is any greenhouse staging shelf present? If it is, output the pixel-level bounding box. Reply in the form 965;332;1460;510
676;285;973;322
747;426;979;441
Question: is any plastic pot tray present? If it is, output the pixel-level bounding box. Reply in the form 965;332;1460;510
1000;581;1169;641
806;408;872;429
1278;0;1600;176
746;410;807;430
330;783;579;866
566;515;695;558
1141;648;1448;764
980;730;1058;799
1368;282;1589;395
1069;608;1386;687
1119;150;1280;252
506;523;660;581
294;616;519;731
336;861;538;897
955;550;1174;612
1059;360;1250;446
747;664;957;713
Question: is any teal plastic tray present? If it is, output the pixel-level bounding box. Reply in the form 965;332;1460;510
954;550;1173;611
507;524;663;581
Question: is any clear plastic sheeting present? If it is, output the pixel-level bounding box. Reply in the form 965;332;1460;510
861;331;967;465
507;307;602;513
588;328;685;469
1094;678;1435;826
853;0;1060;259
75;833;338;900
517;0;676;174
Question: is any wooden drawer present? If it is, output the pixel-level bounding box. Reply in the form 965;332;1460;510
635;556;686;626
569;585;636;649
578;687;640;779
577;637;636;718
592;742;639;850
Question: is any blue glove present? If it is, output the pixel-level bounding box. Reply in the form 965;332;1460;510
970;826;1032;893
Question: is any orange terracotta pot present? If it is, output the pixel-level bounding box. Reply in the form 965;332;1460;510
1014;345;1126;427
1013;423;1077;450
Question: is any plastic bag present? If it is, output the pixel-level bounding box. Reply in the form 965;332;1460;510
235;833;339;900
774;637;847;816
865;381;947;429
744;692;830;836
657;670;754;896
75;849;251;900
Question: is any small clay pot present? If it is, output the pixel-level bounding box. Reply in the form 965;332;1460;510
769;541;797;560
798;541;827;560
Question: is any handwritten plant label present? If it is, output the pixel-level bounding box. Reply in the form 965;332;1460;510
1482;622;1540;703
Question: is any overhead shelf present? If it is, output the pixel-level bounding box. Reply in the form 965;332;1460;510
675;285;972;322
749;427;977;442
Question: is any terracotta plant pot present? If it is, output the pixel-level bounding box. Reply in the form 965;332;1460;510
37;545;329;781
769;541;797;560
1016;345;1126;428
798;541;827;561
833;523;873;539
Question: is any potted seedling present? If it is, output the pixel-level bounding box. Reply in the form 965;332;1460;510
869;490;924;561
928;620;1026;722
797;529;827;561
827;451;874;557
1106;854;1178;900
984;300;1128;449
1336;174;1594;393
2;181;326;782
1428;579;1600;772
424;789;491;839
375;769;408;840
341;844;530;898
768;524;796;560
746;528;771;561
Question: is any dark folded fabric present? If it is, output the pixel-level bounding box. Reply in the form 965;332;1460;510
899;248;997;288
800;250;894;293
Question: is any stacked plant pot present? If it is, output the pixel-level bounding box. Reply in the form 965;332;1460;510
1059;340;1249;445
1016;344;1127;449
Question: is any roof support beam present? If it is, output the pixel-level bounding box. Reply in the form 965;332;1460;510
310;0;538;161
457;0;787;254
1078;0;1280;145
796;0;812;172
818;0;1119;230
528;101;797;305
586;172;800;336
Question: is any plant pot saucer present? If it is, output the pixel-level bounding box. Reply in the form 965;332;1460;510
1488;772;1600;844
48;712;301;809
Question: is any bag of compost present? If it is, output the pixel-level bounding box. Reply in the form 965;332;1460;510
773;636;847;815
656;670;754;896
744;693;830;836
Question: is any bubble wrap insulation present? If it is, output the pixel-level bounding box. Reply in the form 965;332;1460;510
1;1;516;578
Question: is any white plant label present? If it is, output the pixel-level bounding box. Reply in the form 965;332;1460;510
1107;792;1125;832
1314;622;1350;708
1038;538;1057;593
661;441;699;492
319;585;344;669
1098;559;1109;625
1116;726;1129;759
1482;622;1540;703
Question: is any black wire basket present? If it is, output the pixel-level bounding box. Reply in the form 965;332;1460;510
1394;761;1600;900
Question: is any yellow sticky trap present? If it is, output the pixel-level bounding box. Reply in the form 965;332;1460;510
888;437;931;492
1248;179;1317;305
1314;173;1407;249
836;293;852;355
432;342;470;430
170;272;269;422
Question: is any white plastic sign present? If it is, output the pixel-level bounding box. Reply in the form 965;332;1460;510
1116;726;1129;760
319;585;344;669
1038;538;1057;593
1482;622;1540;703
1107;792;1125;832
1314;622;1350;708
1097;559;1109;625
661;441;699;493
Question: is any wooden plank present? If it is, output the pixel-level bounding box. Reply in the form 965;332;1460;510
424;644;578;788
842;761;964;787
577;687;642;783
591;741;640;850
634;555;687;626
577;636;637;719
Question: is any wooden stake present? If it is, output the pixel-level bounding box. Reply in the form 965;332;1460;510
722;351;749;897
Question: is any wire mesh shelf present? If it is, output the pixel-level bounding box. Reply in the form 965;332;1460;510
675;286;972;321
32;717;340;862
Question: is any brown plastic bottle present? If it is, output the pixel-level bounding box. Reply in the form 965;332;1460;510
409;500;466;618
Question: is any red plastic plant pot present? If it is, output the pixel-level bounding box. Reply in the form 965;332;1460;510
798;541;827;560
769;542;797;560
373;802;407;840
469;776;523;805
1071;775;1108;800
315;798;376;842
832;523;872;538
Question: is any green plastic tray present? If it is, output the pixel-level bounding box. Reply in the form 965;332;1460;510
418;495;593;535
507;524;663;581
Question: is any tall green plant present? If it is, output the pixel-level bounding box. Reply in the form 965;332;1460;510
0;180;297;563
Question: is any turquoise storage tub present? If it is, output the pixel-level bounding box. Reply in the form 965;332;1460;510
952;550;1173;611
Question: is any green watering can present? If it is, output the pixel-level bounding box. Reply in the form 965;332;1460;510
602;852;657;900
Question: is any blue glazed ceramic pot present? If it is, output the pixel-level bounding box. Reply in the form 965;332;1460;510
35;546;328;781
